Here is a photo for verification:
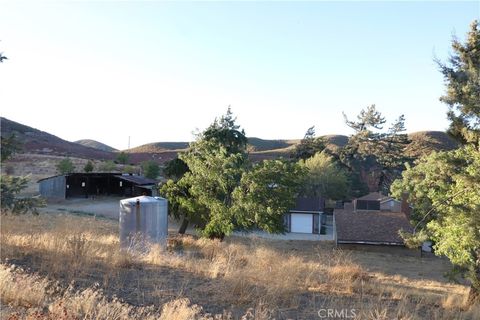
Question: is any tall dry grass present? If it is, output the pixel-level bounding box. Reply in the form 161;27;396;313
1;213;478;319
0;264;203;320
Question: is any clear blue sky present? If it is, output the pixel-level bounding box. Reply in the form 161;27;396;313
0;1;478;150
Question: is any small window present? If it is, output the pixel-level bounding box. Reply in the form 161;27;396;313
81;182;85;187
119;181;123;187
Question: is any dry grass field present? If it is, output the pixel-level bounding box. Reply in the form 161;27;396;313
1;211;478;319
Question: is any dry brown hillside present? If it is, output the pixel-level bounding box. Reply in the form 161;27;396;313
1;117;115;160
1;117;460;166
74;139;118;152
406;131;460;157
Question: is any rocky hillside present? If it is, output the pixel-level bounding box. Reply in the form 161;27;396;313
74;139;118;152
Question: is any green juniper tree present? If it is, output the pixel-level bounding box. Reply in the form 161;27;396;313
291;126;326;160
84;161;94;173
392;21;480;305
341;105;410;194
161;108;304;239
437;20;480;145
391;146;480;304
1;135;45;215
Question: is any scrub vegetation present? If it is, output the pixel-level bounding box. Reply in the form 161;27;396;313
1;213;477;319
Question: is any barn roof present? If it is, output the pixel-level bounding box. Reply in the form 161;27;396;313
38;173;157;185
115;175;157;185
335;203;413;245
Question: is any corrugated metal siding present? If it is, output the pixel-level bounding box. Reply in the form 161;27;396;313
39;176;66;199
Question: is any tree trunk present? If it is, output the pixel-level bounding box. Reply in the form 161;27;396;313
178;216;189;234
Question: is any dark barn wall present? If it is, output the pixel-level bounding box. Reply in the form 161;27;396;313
66;174;124;198
39;176;66;199
40;174;157;199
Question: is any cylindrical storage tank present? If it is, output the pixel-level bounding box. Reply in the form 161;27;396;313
119;196;168;251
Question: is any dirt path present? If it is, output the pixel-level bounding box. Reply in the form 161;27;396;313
41;197;191;233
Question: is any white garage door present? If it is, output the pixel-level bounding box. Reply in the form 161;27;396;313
290;214;313;233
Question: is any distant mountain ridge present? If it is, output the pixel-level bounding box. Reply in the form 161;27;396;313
1;117;460;164
75;139;118;152
125;135;351;154
125;138;301;154
1;117;114;160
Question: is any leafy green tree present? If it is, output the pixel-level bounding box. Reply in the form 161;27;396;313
291;126;326;160
341;105;410;193
141;160;160;179
1;135;45;215
97;160;117;172
1;133;22;162
116;152;129;165
122;165;136;174
300;152;350;200
83;161;94;173
232;159;305;233
160;157;192;233
392;22;480;304
180;140;247;238
163;157;189;180
1;175;46;214
160;178;206;234
161;108;248;236
437;20;480;145
56;158;75;174
164;109;303;239
391;146;480;304
202;106;248;154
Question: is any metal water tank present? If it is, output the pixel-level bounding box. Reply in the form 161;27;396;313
119;196;168;251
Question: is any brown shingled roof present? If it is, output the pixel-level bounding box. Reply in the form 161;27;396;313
335;203;413;245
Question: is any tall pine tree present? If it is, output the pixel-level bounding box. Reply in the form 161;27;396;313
438;20;480;145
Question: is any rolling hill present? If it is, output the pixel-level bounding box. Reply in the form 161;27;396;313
406;131;460;157
75;139;118;152
1;117;461;165
126;142;190;153
0;117;115;160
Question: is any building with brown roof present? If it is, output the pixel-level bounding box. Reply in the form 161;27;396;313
334;193;413;247
284;197;327;234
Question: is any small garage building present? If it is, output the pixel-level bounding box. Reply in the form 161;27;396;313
38;173;158;199
284;197;325;234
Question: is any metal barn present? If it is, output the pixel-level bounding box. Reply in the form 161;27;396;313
38;173;158;199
